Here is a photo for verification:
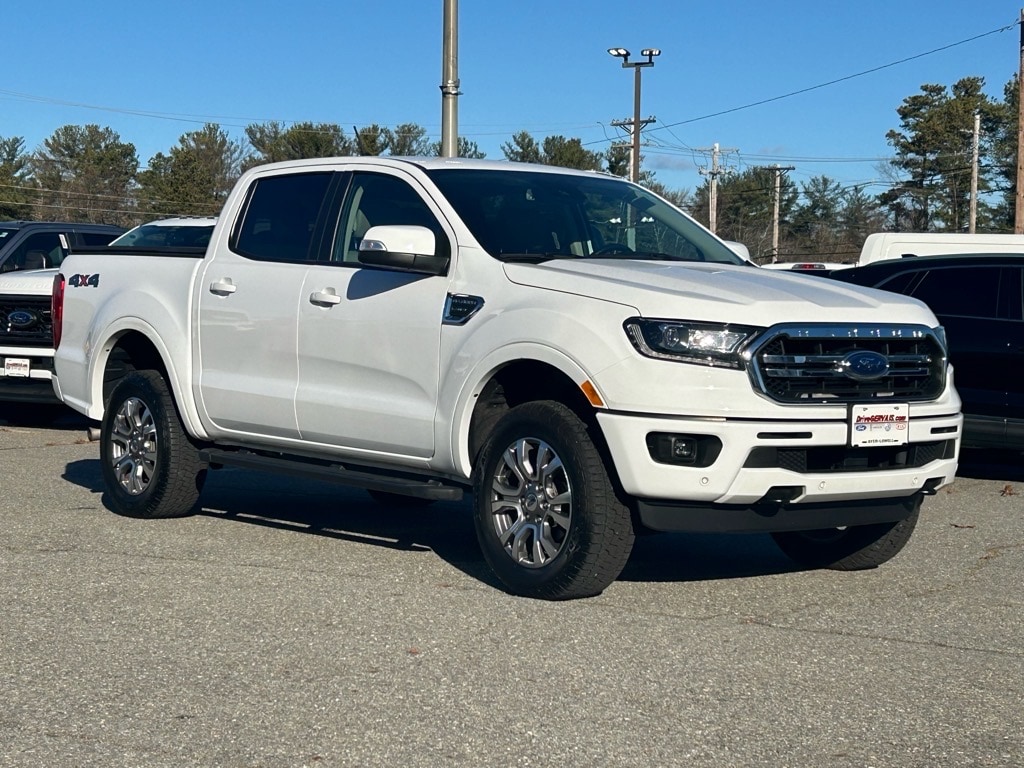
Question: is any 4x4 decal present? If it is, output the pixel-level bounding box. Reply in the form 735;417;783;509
68;273;100;288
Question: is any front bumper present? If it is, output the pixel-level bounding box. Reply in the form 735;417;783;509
597;409;961;532
0;352;58;403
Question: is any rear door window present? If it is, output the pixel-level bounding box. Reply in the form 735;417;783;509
233;172;334;263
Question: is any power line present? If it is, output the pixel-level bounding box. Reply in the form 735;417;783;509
651;21;1019;132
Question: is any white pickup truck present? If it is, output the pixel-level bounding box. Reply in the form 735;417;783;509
52;157;963;599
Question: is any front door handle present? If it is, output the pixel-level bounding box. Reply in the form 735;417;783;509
209;279;237;295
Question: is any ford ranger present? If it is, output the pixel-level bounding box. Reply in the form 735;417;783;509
51;158;963;599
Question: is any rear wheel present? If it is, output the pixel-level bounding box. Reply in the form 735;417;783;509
100;370;206;518
771;498;921;570
473;401;634;600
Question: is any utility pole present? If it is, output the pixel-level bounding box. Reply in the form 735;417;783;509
1016;8;1024;233
697;143;735;234
610;113;657;182
771;165;795;262
439;0;459;158
970;111;980;234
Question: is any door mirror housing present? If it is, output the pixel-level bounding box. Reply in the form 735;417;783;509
358;225;448;275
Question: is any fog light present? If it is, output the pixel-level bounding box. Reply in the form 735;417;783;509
671;437;696;461
646;433;722;467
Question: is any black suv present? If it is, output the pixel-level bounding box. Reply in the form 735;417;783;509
829;253;1024;450
0;221;125;272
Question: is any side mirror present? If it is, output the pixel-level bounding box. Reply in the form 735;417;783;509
358;225;448;276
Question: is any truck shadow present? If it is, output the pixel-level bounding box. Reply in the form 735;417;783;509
63;460;802;588
0;403;89;429
956;448;1024;482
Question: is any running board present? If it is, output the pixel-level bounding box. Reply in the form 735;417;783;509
198;448;464;501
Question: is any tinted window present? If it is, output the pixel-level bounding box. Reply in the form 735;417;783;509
234;172;333;263
908;266;1002;319
332;172;447;263
873;270;920;296
79;232;123;247
0;231;65;272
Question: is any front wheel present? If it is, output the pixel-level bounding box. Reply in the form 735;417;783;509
473;401;635;600
100;370;206;518
770;497;921;570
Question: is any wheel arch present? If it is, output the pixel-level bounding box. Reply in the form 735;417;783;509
90;323;206;439
456;350;606;480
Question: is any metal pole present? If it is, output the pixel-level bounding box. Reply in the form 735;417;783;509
1016;8;1024;232
631;65;642;183
771;165;794;261
772;166;782;261
440;0;459;158
970;112;980;234
708;143;719;234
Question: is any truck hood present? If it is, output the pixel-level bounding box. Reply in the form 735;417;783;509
0;267;59;295
502;259;939;326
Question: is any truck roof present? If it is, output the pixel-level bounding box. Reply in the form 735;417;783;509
246;156;614;179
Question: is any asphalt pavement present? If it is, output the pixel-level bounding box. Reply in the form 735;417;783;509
1;404;1022;767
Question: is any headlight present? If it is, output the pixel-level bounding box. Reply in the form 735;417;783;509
624;317;763;368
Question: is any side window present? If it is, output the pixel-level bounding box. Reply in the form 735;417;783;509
873;270;920;296
332;173;447;263
908;266;1003;319
0;232;65;272
234;172;333;263
79;232;122;247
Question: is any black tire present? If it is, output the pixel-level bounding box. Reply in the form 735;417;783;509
100;370;206;518
473;400;635;600
366;489;436;508
770;497;921;570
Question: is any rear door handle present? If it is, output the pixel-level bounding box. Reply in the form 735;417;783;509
309;289;342;306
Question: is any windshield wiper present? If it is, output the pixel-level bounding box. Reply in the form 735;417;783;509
586;251;680;261
496;252;571;264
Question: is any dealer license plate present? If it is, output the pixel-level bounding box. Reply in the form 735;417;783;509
849;403;908;447
3;357;30;378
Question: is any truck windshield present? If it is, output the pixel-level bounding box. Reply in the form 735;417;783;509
425;168;745;265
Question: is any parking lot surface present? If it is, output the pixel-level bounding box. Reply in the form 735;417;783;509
2;405;1022;767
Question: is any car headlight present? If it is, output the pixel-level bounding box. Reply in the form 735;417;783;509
624;317;763;368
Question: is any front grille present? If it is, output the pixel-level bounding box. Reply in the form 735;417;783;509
745;440;955;473
748;324;947;404
0;295;53;348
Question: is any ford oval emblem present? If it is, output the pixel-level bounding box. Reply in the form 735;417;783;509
842;350;890;381
8;310;37;330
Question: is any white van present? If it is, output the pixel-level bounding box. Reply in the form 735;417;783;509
858;232;1024;265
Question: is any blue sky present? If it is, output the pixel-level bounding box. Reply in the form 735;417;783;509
2;1;1020;198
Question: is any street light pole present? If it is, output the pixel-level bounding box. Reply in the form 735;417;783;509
440;0;460;158
608;48;659;183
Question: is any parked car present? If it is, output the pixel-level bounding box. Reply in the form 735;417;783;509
829;253;1024;450
855;232;1024;266
0;221;124;273
1;221;124;402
